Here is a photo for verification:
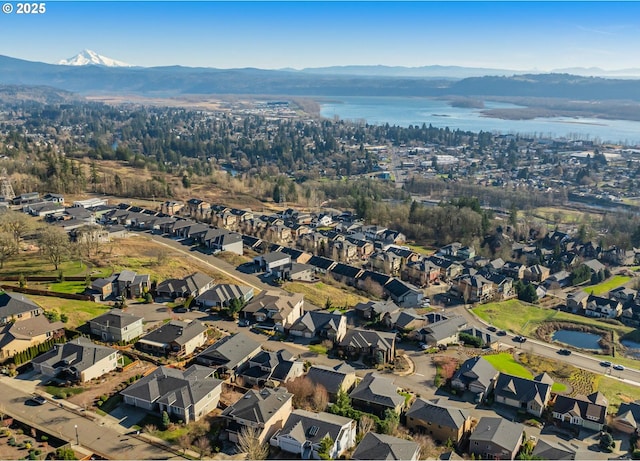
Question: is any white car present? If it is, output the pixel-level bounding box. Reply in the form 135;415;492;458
419;342;429;350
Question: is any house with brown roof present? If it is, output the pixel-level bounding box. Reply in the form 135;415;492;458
0;315;65;361
241;290;304;332
406;398;471;446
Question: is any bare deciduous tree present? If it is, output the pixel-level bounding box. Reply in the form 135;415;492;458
38;226;71;270
0;232;18;268
177;433;192;455
413;434;439;460
236;426;269;460
194;436;211;460
0;210;33;246
357;414;376;441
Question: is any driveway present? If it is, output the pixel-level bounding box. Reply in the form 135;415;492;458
109;405;148;429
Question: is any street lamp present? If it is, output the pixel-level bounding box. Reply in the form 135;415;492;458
74;425;79;446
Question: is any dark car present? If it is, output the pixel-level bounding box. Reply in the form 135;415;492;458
487;326;497;332
496;330;507;336
557;349;571;355
600;361;612;367
513;336;526;343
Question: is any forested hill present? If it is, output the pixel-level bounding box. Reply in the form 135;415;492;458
1;54;640;100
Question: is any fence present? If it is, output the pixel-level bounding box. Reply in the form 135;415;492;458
0;285;95;301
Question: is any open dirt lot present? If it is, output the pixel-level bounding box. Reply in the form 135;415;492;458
66;360;156;409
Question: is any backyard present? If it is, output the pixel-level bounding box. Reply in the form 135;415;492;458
583;275;632;296
282;280;370;308
25;295;110;328
484;352;566;392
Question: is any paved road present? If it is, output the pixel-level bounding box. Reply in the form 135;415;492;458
0;376;184;460
450;303;640;385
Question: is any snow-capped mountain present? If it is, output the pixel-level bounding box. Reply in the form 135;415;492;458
58;49;132;67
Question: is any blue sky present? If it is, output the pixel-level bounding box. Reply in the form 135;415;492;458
1;1;639;70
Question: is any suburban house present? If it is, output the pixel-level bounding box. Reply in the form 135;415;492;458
241;290;304;332
352;432;420;461
501;261;526;280
354;299;400;321
236;349;305;387
221;387;294;443
451;356;498;402
585;295;622;319
329;263;363;286
0;291;43;325
155;272;215;299
195;332;262;379
524;264;551;283
386;309;427;333
613;400;640;434
88;310;143;343
384;279;423;308
468;417;524;460
112;270;151;299
552;391;608;431
305;363;357;400
493;373;553;417
137;320;208;357
417;316;467;347
337;329;396;364
254;252;292;275
531;439;583;460
32;337;120;383
566;290;589;314
288;311;348;343
349;372;404;417
403;258;441;287
452;274;495;303
120;365;223;424
0;315;65;361
405;397;472;446
270;410;356;460
195;284;254;309
200;229;243;255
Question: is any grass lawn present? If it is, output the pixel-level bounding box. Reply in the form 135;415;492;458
0;252;96;278
282;280;369;309
597;376;640;410
26;295;110;328
405;243;436;256
214;251;252;267
45;386;84;399
472;300;633;339
45;281;88;295
483;353;533;379
583;275;631;296
308;344;328;355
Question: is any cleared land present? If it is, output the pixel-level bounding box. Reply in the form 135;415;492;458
25;295;110;328
282;280;370;308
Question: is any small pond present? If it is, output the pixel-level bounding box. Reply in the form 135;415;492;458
552;329;603;350
621;339;640;359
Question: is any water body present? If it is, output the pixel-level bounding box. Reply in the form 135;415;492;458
319;96;640;145
552;329;603;350
621;339;640;359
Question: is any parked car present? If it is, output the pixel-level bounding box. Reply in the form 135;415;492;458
30;395;46;405
613;364;625;371
513;336;527;343
487;326;497;332
600;361;612;367
496;330;507;336
557;349;572;355
419;342;429;350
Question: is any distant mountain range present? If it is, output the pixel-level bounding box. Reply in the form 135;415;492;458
294;65;640;79
58;49;132;68
2;54;640;101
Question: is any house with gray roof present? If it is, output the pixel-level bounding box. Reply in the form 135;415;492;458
354;299;400;321
531;438;581;460
349;372;404;417
386;308;427;332
270;409;356;460
417;316;467;346
195;284;254;309
0;291;43;325
195;332;261;378
406;398;471;445
451;356;498;402
337;328;396;364
121;365;223;423
468;417;524;460
613;400;640;434
32;337;119;383
236;349;304;387
288;310;347;342
352;432;420;461
88;309;143;343
155;272;214;299
138;320;208;357
494;372;553;417
221;387;294;443
566;290;589;314
306;363;357;400
384;278;423;307
552;391;608;431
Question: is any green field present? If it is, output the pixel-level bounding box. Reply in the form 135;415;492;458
26;294;110;328
583;275;631;296
46;281;89;295
472;300;633;339
483;352;566;392
598;375;640;410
